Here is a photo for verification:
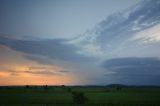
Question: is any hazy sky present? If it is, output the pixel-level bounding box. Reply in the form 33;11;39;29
0;0;160;85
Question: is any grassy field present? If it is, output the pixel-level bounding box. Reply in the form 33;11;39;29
0;86;160;106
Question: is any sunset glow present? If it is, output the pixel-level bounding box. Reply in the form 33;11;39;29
0;0;160;85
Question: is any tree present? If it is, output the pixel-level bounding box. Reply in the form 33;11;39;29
72;92;88;104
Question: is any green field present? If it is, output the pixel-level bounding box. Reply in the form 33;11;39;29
0;86;160;106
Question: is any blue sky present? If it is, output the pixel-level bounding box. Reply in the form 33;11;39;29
0;0;160;85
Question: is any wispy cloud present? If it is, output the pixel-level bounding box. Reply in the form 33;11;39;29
71;0;160;58
0;65;70;77
24;70;59;76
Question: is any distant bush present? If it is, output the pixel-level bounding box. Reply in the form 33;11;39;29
72;91;88;104
43;85;48;90
25;85;30;88
61;85;65;88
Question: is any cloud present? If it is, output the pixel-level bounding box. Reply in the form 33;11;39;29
0;0;160;85
0;69;20;76
28;66;58;70
131;24;160;43
70;0;160;58
0;67;63;76
59;70;69;73
24;70;59;76
28;66;69;74
102;57;160;85
1;0;160;61
0;34;92;64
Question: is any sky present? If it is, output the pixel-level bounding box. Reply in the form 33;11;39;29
0;0;160;85
0;0;140;39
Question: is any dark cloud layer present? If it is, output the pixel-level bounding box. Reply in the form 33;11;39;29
102;57;160;85
0;34;91;63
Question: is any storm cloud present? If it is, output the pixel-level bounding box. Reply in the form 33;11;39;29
102;57;160;85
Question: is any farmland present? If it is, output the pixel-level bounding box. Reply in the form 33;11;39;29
0;85;160;106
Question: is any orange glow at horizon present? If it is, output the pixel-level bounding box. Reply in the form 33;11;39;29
0;74;75;85
0;45;78;85
0;65;77;85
